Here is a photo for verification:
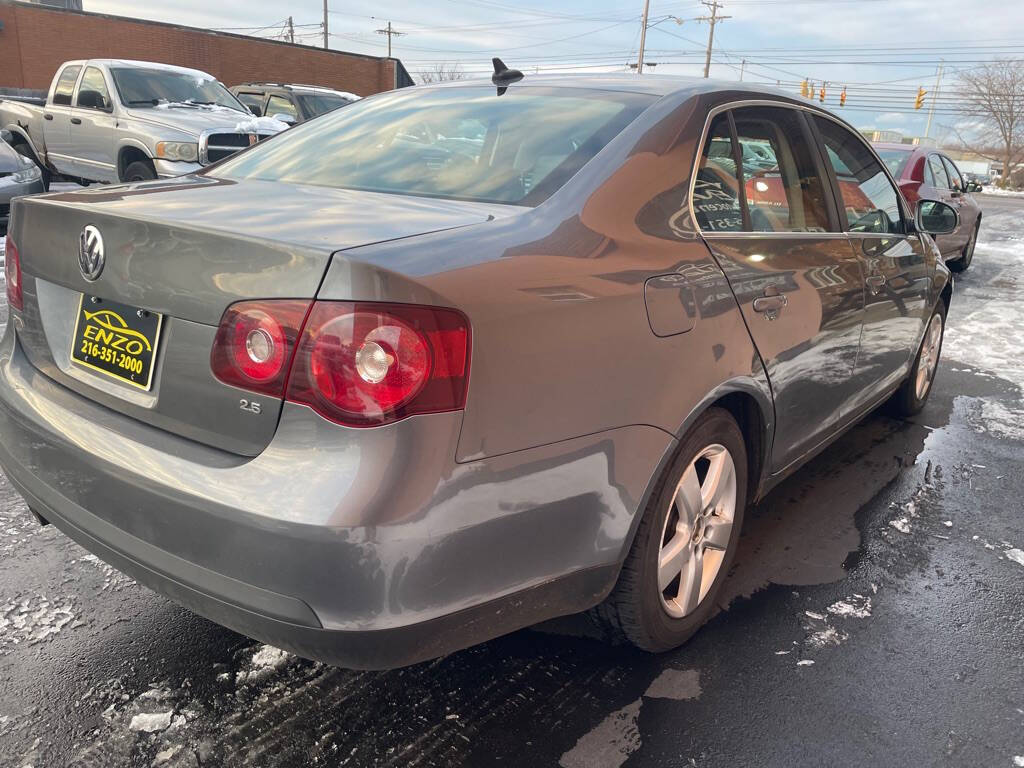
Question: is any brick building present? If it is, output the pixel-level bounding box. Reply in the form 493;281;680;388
0;0;412;96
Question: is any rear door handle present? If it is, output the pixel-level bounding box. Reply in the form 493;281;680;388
865;274;886;294
43;113;53;121
70;117;82;125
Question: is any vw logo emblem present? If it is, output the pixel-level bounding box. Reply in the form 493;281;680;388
79;225;105;282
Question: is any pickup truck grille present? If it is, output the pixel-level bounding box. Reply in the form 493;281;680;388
200;133;267;165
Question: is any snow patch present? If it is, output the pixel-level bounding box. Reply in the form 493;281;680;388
129;711;173;733
827;595;872;619
889;517;911;534
1013;757;1024;767
236;644;293;684
806;625;848;649
0;596;78;651
1006;548;1024;567
233;116;289;134
796;659;815;666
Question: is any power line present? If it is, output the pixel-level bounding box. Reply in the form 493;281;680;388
375;21;406;57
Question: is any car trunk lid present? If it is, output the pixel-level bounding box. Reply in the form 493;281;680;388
9;177;499;455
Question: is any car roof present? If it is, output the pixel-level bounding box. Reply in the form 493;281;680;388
422;73;798;100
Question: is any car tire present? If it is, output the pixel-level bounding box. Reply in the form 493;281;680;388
122;161;157;183
893;304;946;416
13;142;50;191
950;221;978;273
592;407;747;652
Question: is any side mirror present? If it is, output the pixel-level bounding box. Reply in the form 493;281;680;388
248;104;262;116
270;113;297;126
916;199;959;235
0;129;12;145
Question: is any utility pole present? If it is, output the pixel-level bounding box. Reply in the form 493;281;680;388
924;60;944;139
375;21;405;57
636;0;651;75
322;0;329;49
696;0;731;79
739;58;745;81
287;15;294;44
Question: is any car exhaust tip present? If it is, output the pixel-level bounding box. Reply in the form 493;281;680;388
29;507;50;527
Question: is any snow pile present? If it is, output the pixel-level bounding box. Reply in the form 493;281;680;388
128;711;173;733
827;595;872;619
1005;548;1024;567
236;644;293;684
233;116;289;134
979;187;1024;197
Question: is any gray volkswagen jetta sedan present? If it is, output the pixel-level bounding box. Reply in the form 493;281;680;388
0;72;957;669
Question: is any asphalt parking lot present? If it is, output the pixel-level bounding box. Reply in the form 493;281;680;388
0;194;1022;768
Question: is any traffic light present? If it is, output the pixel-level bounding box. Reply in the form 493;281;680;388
819;85;826;103
801;79;809;98
915;87;926;110
840;87;847;107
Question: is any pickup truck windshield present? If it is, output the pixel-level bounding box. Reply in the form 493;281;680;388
110;67;245;112
211;86;654;206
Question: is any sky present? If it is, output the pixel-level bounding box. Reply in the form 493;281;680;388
87;0;1024;141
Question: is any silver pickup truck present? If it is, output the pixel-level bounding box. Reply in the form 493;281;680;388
0;59;286;188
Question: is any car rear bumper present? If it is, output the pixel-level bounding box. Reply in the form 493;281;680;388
0;326;671;668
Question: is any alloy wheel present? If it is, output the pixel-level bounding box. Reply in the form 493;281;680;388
915;313;943;401
657;444;737;619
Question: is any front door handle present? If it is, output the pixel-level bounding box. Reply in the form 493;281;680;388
753;288;788;317
70;117;82;125
43;113;53;121
865;274;887;294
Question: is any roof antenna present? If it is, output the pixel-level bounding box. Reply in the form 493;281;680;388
492;57;523;96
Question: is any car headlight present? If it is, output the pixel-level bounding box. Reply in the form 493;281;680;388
155;141;199;163
12;158;42;184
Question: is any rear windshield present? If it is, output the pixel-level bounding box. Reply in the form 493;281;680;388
210;86;654;206
876;147;913;178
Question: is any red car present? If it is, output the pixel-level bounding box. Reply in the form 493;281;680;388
874;143;981;272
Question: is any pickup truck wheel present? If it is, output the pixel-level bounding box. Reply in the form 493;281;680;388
592;407;747;652
123;161;157;182
13;143;50;191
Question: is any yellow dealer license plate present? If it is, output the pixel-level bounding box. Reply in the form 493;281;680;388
71;295;163;391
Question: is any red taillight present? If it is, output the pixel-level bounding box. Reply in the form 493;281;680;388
286;301;470;427
211;300;311;396
4;237;23;312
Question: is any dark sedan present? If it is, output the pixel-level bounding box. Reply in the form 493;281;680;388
1;75;959;669
875;143;982;272
0;129;45;236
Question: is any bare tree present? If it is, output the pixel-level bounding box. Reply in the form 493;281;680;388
418;63;466;84
954;59;1024;187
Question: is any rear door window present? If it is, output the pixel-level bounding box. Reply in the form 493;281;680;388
813;115;904;235
52;65;82;106
731;106;831;233
692;114;744;232
929;155;950;190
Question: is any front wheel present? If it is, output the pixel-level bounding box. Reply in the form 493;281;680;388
122;160;157;183
593;407;747;652
893;306;945;416
950;222;978;273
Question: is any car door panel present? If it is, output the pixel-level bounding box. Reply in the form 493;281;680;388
811;114;933;410
694;105;866;474
43;64;81;176
705;236;865;471
69;66;118;183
